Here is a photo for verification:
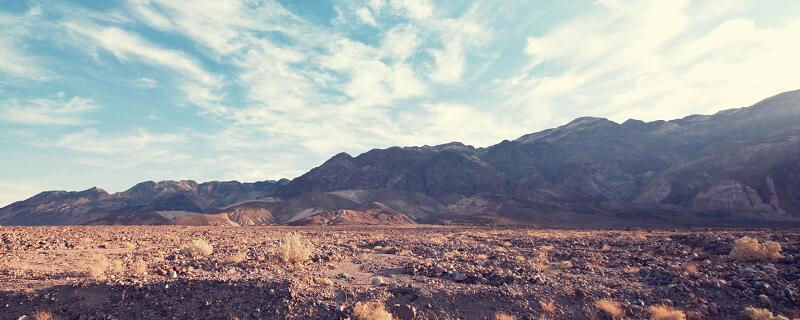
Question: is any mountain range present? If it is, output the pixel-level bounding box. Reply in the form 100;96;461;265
3;89;800;227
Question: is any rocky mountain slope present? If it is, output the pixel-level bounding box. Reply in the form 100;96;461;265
2;90;800;226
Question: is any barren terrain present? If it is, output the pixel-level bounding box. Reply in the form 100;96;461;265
1;226;799;320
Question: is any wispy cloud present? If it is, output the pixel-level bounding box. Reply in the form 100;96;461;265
1;92;98;125
0;6;49;81
55;128;191;167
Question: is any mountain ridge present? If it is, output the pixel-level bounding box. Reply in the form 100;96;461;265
3;89;800;226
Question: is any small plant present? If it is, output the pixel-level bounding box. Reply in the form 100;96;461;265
648;305;686;320
495;312;516;320
730;236;783;262
226;251;248;265
353;300;394;320
279;233;313;267
601;244;612;252
314;277;334;286
129;261;148;277
743;307;792;320
539;299;556;313
181;239;214;257
554;260;572;269
595;299;624;319
685;263;700;275
33;311;56;320
84;253;123;279
623;266;640;274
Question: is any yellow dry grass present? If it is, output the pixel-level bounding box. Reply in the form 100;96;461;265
33;311;56;320
84;253;124;279
648;305;686;320
495;312;516;320
730;236;783;261
353;300;394;320
743;307;792;320
181;239;214;257
595;299;624;319
623;266;640;274
539;299;556;313
279;233;314;267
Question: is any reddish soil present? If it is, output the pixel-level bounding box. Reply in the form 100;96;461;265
1;226;799;319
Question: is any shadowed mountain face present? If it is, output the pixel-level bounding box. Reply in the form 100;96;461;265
3;90;800;226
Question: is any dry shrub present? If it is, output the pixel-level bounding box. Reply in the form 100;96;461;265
226;251;248;265
129;261;148;277
538;245;554;260
685;263;700;275
495;312;516;320
539;299;556;313
314;277;334;286
353;300;394;320
279;233;313;267
743;307;792;320
182;239;214;257
601;244;612;252
120;242;136;249
648;305;686;320
730;237;783;262
554;260;572;269
623;266;640;274
476;254;489;261
595;299;624;319
84;253;124;279
33;311;56;320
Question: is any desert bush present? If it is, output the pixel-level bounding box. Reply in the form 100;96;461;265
539;299;556;313
601;244;612;252
495;312;516;320
279;233;313;267
181;239;214;257
554;260;572;269
595;299;624;319
353;300;393;320
129;261;148;277
226;251;248;265
743;307;792;320
648;305;686;320
120;241;136;249
33;311;56;320
314;277;334;286
623;266;640;274
729;237;783;262
84;253;124;279
685;263;700;275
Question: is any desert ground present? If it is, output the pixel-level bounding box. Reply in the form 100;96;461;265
1;226;799;320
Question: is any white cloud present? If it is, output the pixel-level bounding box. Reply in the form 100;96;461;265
134;77;158;89
64;23;219;86
0;7;49;81
356;7;378;26
1;93;98;125
0;181;43;207
55;128;191;167
499;0;800;124
391;0;433;20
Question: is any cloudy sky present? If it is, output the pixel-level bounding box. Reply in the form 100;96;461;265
1;0;800;206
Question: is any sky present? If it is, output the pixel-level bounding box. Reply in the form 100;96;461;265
2;0;800;206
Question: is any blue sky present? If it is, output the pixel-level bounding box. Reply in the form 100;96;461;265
2;0;800;206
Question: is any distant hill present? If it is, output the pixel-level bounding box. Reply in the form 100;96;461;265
3;90;800;226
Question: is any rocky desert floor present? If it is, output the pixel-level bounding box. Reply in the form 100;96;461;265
1;226;799;320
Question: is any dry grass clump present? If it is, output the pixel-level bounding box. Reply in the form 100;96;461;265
648;305;686;320
601;244;612;252
33;311;56;320
314;277;334;286
743;307;792;320
181;239;214;257
279;233;314;267
539;299;556;313
495;312;517;320
129;261;148;277
120;241;136;249
685;263;700;275
84;253;124;279
226;251;248;265
353;300;394;320
623;266;640;274
595;299;624;319
730;236;783;261
554;260;573;269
